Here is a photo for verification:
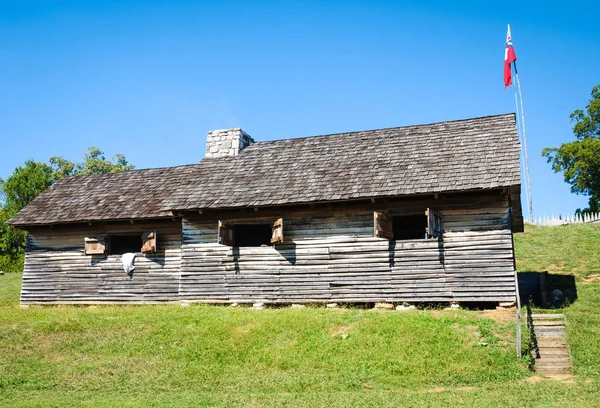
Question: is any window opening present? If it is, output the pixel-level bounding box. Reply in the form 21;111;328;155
393;214;428;240
108;234;141;255
374;209;442;241
233;224;272;247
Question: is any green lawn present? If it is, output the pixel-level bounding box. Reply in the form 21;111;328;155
514;223;600;278
514;223;600;380
1;223;599;407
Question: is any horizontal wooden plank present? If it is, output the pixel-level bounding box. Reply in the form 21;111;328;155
20;200;519;304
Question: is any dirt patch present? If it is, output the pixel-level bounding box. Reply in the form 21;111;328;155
581;274;600;284
524;374;574;384
429;308;514;324
422;386;475;393
543;374;575;383
45;353;66;363
524;375;545;384
329;322;358;339
232;321;258;335
546;264;565;272
429;310;452;318
452;323;481;339
480;308;515;324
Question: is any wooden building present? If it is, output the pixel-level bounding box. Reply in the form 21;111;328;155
8;114;524;305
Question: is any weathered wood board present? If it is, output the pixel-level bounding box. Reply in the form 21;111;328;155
179;195;517;304
21;220;182;304
21;194;518;304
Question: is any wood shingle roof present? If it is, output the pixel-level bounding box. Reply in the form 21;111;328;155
8;113;521;227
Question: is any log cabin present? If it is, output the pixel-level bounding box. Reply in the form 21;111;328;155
7;113;524;306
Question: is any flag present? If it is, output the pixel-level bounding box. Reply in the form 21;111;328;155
504;24;517;88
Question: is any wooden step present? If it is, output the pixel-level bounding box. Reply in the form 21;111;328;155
538;347;569;358
538;343;568;349
530;312;571;375
536;366;572;374
535;333;567;347
535;325;566;331
536;341;567;348
537;347;569;355
535;329;566;336
532;320;565;327
531;313;564;319
536;357;571;364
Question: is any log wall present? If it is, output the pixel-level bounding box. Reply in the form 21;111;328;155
21;220;182;304
20;194;518;304
180;195;517;303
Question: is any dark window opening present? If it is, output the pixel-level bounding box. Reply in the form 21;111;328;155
234;224;272;247
108;234;141;255
393;214;428;240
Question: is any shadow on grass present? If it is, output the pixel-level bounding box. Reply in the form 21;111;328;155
518;271;577;308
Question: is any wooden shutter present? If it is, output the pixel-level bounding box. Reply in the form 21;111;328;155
141;231;157;253
218;220;234;246
374;211;393;240
84;235;106;255
271;218;284;244
426;208;443;238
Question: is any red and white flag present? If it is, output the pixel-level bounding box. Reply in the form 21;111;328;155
504;24;517;88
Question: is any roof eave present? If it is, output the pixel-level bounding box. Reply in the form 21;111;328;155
169;185;521;214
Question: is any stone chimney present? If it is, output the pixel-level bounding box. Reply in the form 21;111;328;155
205;128;254;158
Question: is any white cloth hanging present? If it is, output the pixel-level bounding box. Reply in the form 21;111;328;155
121;252;136;274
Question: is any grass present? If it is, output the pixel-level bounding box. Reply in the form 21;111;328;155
1;223;600;406
515;223;600;380
514;223;600;278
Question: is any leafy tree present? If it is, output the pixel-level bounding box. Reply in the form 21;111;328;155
49;147;135;178
0;160;54;256
48;156;76;179
0;160;54;212
543;85;600;213
0;148;135;267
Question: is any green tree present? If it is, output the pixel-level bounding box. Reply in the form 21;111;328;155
0;160;54;257
0;148;135;269
543;85;600;213
49;146;135;178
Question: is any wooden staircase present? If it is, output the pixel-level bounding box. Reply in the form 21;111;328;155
529;313;572;375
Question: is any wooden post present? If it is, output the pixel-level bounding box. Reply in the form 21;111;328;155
516;308;522;358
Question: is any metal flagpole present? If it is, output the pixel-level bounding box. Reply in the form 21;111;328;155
513;62;533;222
514;92;530;220
512;94;524;358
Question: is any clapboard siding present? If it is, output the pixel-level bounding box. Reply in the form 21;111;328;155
21;220;182;304
180;196;517;303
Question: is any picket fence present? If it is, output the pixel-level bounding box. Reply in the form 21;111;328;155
528;212;600;226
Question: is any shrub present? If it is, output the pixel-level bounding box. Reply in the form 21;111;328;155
0;253;24;273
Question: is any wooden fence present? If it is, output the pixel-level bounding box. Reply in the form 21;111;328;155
528;212;600;226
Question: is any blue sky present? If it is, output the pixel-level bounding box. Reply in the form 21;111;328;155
1;0;599;218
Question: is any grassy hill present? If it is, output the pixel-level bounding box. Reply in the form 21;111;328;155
1;224;599;407
514;223;600;381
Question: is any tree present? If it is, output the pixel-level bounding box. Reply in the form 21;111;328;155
0;148;135;263
543;85;600;213
49;147;135;178
0;160;54;256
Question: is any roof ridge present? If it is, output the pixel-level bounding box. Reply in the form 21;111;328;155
249;113;516;146
55;162;201;182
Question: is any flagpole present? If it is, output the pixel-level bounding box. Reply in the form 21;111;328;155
514;92;530;220
513;61;533;222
